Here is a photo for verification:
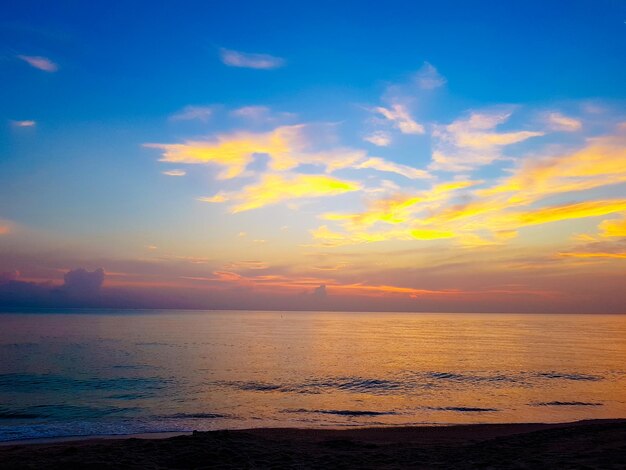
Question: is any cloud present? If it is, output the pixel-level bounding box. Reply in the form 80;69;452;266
547;112;582;132
599;215;626;237
219;48;285;69
430;109;544;172
230;106;297;125
558;251;626;260
480;132;626;205
200;173;360;212
231;106;270;120
363;131;392;146
11;120;36;127
557;238;626;261
162;169;186;176
312;284;327;299
17;55;58;72
145;125;307;179
373;104;425;134
0;270;19;283
146;124;409;180
170;105;214;122
356;157;430;179
515;200;626;227
315;180;478;244
414;62;446;90
61;268;105;296
0;268;106;309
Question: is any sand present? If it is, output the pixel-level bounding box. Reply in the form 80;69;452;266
0;419;625;469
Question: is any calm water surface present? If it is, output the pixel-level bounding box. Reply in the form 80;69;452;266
0;311;625;441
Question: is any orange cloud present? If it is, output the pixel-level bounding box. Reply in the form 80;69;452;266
558;252;626;260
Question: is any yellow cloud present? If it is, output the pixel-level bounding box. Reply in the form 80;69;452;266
516;200;626;227
201;173;360;213
481;133;626;205
599;215;626;237
145;126;300;179
146;125;412;180
410;229;455;240
324;194;423;229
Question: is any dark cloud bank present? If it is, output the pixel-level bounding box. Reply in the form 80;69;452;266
0;269;335;311
1;269;622;314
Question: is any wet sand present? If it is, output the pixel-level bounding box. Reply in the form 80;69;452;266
0;419;625;469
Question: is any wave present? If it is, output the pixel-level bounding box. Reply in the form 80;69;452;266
283;409;397;417
532;401;603;407
426;406;499;412
536;372;603;381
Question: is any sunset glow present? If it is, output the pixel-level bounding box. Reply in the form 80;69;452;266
1;1;625;313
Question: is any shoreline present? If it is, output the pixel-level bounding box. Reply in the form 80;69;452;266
1;418;621;447
1;419;625;468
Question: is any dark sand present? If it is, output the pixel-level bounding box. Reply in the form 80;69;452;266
1;419;625;469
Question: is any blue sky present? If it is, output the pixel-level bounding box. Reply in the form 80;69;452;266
1;1;625;312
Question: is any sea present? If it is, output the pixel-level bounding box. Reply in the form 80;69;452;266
0;310;625;442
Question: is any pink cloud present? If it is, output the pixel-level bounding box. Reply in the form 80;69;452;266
17;55;58;72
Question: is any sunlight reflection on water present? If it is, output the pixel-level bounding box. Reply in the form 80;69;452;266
0;311;625;440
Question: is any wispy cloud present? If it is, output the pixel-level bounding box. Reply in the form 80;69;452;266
373;104;424;134
170;105;214;122
17;55;58;72
356;157;430;179
430;109;544;172
414;62;446;90
230;105;296;123
231;105;271;120
219;48;285;69
363;131;391;146
546;112;582;132
162;169;186;176
11;120;36;127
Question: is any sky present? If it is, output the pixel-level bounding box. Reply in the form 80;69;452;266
1;0;625;313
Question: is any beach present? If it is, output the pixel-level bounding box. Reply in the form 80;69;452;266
1;419;625;469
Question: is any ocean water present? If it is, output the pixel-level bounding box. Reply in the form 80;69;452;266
0;310;625;442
